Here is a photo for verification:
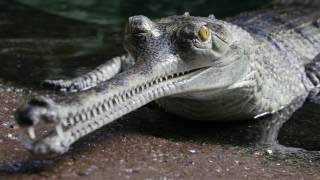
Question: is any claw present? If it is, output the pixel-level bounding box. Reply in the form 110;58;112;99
56;124;64;139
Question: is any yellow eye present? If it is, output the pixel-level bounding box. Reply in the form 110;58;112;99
198;25;210;41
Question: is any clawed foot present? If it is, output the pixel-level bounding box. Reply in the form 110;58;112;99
257;143;320;161
15;96;70;154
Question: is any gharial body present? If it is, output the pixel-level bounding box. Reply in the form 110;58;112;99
15;1;320;156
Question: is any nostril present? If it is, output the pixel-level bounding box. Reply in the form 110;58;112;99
15;96;59;130
15;108;36;127
15;97;56;127
17;117;33;127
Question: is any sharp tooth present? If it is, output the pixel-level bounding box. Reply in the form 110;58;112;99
97;106;102;114
121;94;126;101
102;103;108;111
28;127;36;140
81;113;86;121
115;97;120;104
75;115;81;122
56;125;64;139
108;100;112;107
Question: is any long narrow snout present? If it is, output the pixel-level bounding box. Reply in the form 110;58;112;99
15;59;202;154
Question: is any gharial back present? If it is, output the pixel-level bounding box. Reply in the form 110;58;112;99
230;7;320;62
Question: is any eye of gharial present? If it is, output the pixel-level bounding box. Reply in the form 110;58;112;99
197;25;210;42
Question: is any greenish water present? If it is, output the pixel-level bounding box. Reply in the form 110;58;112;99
0;0;272;87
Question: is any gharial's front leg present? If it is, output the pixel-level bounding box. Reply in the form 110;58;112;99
42;54;135;92
258;94;320;159
257;53;320;159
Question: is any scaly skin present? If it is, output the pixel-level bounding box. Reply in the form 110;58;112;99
15;6;320;157
41;54;135;92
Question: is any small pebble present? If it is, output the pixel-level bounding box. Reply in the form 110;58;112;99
254;151;261;156
216;168;222;173
7;133;17;140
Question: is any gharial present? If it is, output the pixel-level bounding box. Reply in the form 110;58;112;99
15;0;320;156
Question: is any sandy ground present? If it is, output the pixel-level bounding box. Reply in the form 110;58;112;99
0;89;320;180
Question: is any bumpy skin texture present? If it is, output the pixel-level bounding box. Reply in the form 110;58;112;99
15;5;320;156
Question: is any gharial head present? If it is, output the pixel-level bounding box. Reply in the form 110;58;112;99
15;13;253;155
122;13;251;97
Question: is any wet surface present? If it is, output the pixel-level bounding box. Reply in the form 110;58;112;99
0;0;320;179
